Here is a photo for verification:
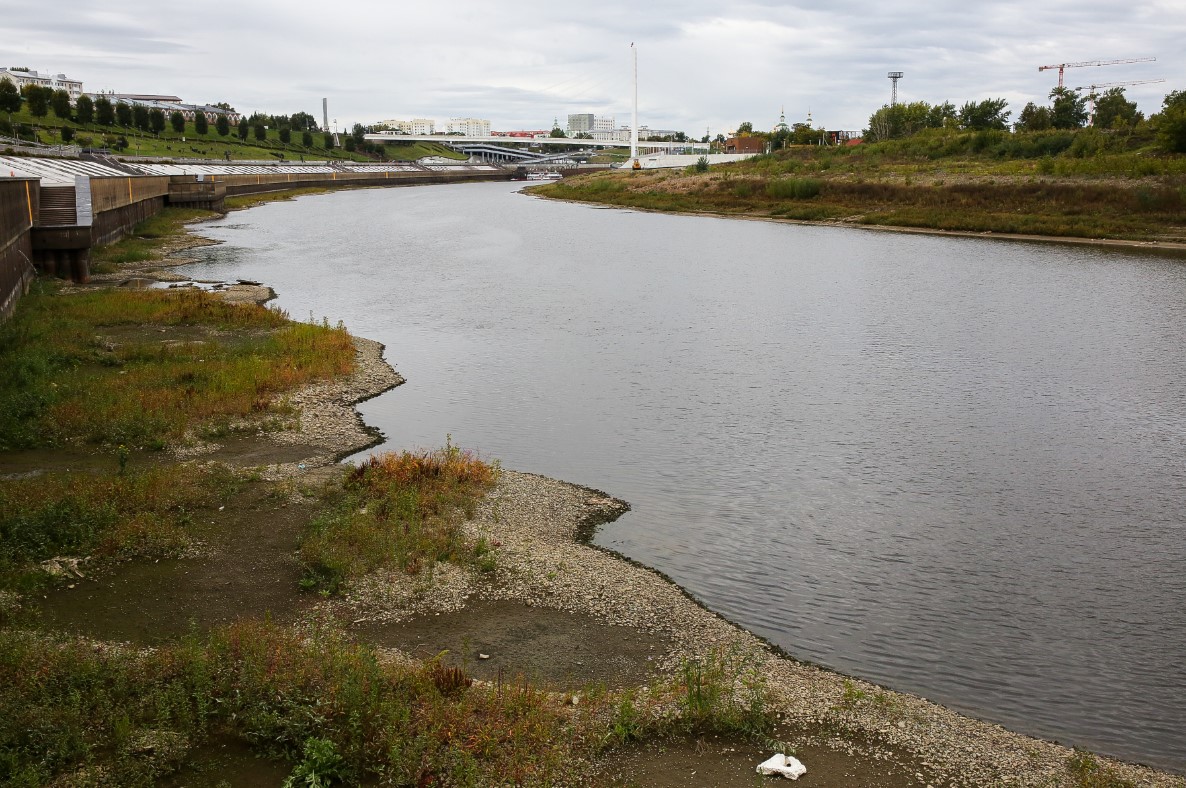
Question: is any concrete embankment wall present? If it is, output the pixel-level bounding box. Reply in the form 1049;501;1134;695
211;168;508;196
0;179;38;322
6;166;511;315
88;176;171;247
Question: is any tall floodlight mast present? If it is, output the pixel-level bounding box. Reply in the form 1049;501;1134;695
888;72;904;106
631;43;639;164
322;98;329;132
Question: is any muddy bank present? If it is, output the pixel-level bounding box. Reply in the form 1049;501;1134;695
529;190;1186;256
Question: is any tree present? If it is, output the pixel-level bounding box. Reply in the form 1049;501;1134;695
736;121;753;135
253;123;266;141
1093;87;1141;129
278;126;291;144
75;94;94;124
149;108;166;135
343;136;356;152
1049;87;1088;129
237;117;248;139
115;101;132;127
865;101;933;141
323;132;334;148
24;86;49;119
95;96;115;126
549;126;567;138
351;123;366;146
194;111;209;134
61;126;74;143
958;98;1010;131
926;101;958;129
1015;102;1052;132
0;78;20;116
1154;90;1186;153
170;110;185;133
302;130;313;148
132;104;150;131
290;111;317;131
215;114;230;136
50;89;72;120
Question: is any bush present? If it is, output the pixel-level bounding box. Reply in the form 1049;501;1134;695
766;177;821;200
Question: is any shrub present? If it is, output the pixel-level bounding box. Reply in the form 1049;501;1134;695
298;442;497;593
766;177;821;200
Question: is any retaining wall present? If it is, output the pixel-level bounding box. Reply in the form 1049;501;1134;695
212;168;508;195
88;176;171;214
0;179;38;322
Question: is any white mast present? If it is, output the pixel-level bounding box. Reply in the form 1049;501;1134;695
631;43;638;163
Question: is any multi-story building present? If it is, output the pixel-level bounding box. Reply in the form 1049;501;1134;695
615;125;681;141
377;118;437;134
84;92;242;124
0;68;52;91
567;113;593;135
568;114;616;140
445;118;490;136
0;69;85;103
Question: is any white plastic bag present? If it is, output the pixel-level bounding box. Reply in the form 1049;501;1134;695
756;753;807;780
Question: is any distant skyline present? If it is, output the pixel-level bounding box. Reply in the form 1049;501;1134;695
4;1;1183;136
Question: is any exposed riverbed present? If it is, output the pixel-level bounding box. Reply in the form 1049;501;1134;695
175;180;1186;774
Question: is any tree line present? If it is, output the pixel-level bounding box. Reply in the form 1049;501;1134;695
863;86;1186;153
0;78;338;152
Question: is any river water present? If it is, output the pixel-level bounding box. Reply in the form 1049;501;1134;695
180;181;1186;772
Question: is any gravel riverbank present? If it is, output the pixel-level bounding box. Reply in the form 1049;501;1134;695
249;332;1182;786
162;207;1184;786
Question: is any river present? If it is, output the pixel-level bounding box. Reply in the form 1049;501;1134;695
179;181;1186;772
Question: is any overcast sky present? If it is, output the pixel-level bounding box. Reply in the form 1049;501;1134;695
5;0;1182;135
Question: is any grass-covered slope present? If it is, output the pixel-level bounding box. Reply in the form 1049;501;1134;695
536;128;1186;243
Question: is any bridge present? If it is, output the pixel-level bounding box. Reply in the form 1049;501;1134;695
365;133;710;160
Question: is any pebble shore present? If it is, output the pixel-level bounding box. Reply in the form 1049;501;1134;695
270;336;1183;787
172;209;1182;786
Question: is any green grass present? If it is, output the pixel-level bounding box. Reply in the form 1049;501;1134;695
1;104;464;163
0;619;780;786
0;464;241;591
0;285;356;451
1065;749;1138;787
0;621;591;786
91;207;220;269
224;187;334;211
298;442;499;593
536;145;1186;242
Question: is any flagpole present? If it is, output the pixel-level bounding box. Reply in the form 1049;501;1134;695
631;43;638;163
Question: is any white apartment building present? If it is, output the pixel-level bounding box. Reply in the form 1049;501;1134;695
377;118;437;134
52;73;84;102
445;117;491;136
616;125;681;141
0;69;84;102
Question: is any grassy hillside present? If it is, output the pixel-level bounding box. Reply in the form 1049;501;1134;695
535;128;1186;244
0;105;464;163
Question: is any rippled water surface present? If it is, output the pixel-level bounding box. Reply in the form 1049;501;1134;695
182;182;1186;772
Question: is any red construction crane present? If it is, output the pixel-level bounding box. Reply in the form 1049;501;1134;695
1038;57;1156;88
1070;78;1166;124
